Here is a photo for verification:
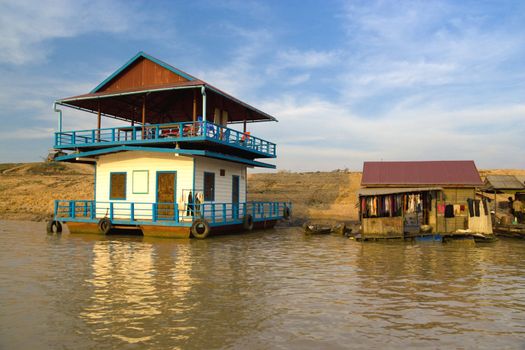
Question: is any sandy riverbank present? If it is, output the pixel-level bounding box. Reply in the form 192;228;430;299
0;162;523;222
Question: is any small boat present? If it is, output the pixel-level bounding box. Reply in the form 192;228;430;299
303;224;332;235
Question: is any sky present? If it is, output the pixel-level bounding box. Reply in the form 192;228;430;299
0;0;524;171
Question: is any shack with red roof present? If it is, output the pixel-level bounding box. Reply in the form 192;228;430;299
358;160;492;239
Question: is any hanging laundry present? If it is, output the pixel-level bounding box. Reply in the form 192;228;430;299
453;204;461;216
438;204;445;214
444;204;454;218
186;191;194;216
467;199;475;217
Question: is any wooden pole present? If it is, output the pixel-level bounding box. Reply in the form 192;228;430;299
494;191;497;215
97;101;101;142
142;95;146;139
193;89;197;122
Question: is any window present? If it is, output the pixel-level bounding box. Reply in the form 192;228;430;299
132;170;149;194
110;172;126;200
220;169;225;176
204;172;215;201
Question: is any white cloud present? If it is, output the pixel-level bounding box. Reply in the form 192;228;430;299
276;49;340;69
0;0;137;65
0;126;54;140
251;95;525;171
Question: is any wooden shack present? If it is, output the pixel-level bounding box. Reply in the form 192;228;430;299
358;161;490;238
482;175;525;235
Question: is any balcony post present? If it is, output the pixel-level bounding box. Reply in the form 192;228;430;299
97;101;101;142
142;95;146;139
193;89;197;122
201;86;207;122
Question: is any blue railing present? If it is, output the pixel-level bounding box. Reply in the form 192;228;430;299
54;200;291;226
54;121;276;157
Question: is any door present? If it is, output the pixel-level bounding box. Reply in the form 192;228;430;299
232;175;240;219
157;172;176;220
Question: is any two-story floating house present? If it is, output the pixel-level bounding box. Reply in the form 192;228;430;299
47;52;291;238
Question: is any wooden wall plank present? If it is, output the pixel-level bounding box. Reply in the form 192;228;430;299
100;57;189;93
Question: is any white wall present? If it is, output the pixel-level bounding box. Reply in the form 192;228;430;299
93;151;248;220
194;156;247;203
95;151;194;219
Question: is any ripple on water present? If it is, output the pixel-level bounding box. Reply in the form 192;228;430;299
0;222;525;349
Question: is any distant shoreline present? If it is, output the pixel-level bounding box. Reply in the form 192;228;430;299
1;162;524;223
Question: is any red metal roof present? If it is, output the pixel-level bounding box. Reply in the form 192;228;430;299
361;161;483;186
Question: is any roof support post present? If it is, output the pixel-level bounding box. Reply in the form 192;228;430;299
201;86;207;122
142;95;146;139
193;89;197;122
97;101;101;142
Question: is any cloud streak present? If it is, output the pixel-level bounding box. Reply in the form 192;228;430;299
0;0;140;65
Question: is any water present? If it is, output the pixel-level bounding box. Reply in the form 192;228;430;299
1;221;524;349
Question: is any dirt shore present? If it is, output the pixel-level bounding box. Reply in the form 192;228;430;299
0;162;523;222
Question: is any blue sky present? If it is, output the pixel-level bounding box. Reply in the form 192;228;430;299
0;0;524;171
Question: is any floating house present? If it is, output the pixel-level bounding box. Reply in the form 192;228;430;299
482;175;525;235
47;52;291;238
358;161;491;239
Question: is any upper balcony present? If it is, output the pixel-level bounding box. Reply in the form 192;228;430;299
54;120;276;158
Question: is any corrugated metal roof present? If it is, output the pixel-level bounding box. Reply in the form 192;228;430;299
483;175;525;191
361;160;483;186
358;187;443;196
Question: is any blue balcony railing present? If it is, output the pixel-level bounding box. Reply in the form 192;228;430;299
54;200;291;227
54;121;276;157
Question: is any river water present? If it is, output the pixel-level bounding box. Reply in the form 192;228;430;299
1;221;524;349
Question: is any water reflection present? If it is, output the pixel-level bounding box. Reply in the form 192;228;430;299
81;240;161;344
1;223;525;350
353;241;525;347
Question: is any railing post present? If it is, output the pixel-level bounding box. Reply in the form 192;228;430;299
130;203;135;222
175;203;179;222
72;131;77;145
91;130;95;143
54;200;58;219
155;125;159;139
83;202;88;217
132;128;136;141
212;203;216;223
112;128;115;142
222;203;226;222
243;202;246;218
252;202;256;219
71;201;76;218
91;201;95;219
110;202;114;221
152;203;157;222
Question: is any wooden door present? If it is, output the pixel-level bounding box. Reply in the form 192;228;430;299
157;172;176;220
232;175;240;218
